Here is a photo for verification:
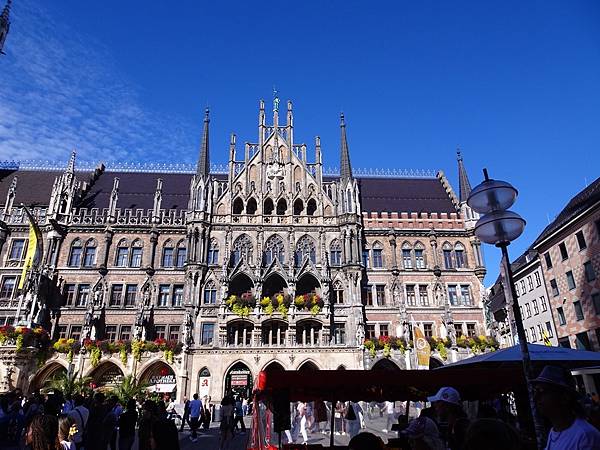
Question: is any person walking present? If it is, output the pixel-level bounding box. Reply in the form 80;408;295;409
219;396;235;450
233;396;246;432
179;396;190;432
382;401;395;433
533;365;600;449
297;401;308;444
188;393;203;443
117;399;137;450
67;395;88;450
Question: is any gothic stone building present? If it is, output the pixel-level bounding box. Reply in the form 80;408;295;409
0;99;487;399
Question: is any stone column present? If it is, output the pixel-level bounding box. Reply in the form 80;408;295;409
98;229;113;273
0;224;8;258
389;234;398;270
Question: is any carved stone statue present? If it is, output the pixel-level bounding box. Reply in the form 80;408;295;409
356;322;365;348
434;281;444;307
442;308;456;347
183;310;194;348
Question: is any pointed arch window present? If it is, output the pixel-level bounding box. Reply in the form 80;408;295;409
246;198;257;215
115;239;129;267
161;240;174;268
68;239;83;267
454;243;466;268
82;239;97;268
233;197;244;215
333;280;344;304
203;280;217;305
295;235;316;266
264;234;285;266
207;239;219;265
276;198;287;215
372;241;384;268
414;242;426;269
264;198;274;215
293;198;304;215
307;198;317;216
330;240;342;266
401;242;412;269
442;242;454;269
231;234;253;266
175;241;187;268
130;240;143;268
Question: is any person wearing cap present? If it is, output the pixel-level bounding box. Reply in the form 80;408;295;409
532;365;600;449
427;387;469;450
401;416;445;450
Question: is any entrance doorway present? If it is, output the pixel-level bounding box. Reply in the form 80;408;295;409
224;362;253;399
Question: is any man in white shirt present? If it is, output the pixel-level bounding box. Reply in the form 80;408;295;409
382;401;395;433
188;393;203;443
533;365;600;449
67;394;89;450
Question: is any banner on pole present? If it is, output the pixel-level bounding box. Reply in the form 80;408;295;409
413;325;431;369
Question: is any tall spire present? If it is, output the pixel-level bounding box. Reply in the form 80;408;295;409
196;108;210;178
0;0;12;55
340;113;353;182
457;149;472;203
66;150;76;174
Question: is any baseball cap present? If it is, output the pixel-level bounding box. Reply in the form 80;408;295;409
401;417;440;439
427;387;461;406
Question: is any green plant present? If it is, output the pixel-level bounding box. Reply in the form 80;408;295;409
111;375;148;405
120;347;127;365
90;347;101;367
264;303;274;316
132;339;143;361
277;303;289;319
383;343;391;358
45;370;91;396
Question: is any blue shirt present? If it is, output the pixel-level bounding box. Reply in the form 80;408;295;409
189;399;203;418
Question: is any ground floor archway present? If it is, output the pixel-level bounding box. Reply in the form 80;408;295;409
88;361;124;391
30;361;67;392
224;361;253;399
371;358;401;371
139;361;177;395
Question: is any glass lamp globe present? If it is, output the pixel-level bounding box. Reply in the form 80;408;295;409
474;210;526;246
467;179;519;214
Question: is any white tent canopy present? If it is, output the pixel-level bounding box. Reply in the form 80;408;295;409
438;344;600;370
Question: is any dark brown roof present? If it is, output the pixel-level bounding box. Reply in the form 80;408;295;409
1;169;457;214
533;176;600;247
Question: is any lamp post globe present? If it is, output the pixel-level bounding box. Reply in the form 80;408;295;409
467;173;519;214
474;210;526;247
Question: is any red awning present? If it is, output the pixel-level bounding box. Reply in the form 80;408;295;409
255;368;524;402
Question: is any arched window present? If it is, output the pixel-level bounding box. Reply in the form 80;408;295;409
233;197;244;215
263;198;274;215
68;239;83;267
296;320;322;346
263;235;285;266
207;239;219;265
307;198;317;216
295;235;316;266
130;239;143;268
227;321;254;346
333;280;344;304
115;239;129;267
454;243;467;268
175;240;187;268
262;320;288;346
246;198;257;215
329;240;342;266
203;280;217;305
161;239;174;268
442;242;453;269
402;242;412;269
372;241;384;268
82;239;97;268
295;182;301;193
231;234;253;266
250;181;255;192
276;198;287;215
293;198;304;215
266;181;272;192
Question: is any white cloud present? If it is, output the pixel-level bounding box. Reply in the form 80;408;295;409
0;0;197;166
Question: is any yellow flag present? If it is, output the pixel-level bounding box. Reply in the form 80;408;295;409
18;207;43;290
542;330;552;347
414;325;431;369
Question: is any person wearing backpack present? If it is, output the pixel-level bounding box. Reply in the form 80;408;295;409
67;395;89;450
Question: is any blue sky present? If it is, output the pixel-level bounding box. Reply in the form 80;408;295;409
1;0;599;284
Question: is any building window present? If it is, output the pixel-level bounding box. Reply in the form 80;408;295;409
584;261;596;282
175;245;186;268
576;231;587;250
9;239;26;260
162;246;174;267
57;326;67;339
558;337;571;349
530;327;536;342
155;325;166;340
557;307;566;326
460;285;472;306
76;284;90;307
544;253;553;269
333;282;344;304
515;283;520;297
365;324;376;340
559;242;569;260
168;326;180;341
207;240;219;265
201;323;214;345
550;279;559;297
130;247;143;268
527;276;533;291
454;324;463;338
64;284;76;306
423;323;433;338
540;295;548;312
466;324;477;337
419;285;429;306
574;300;584;321
173;285;184;307
125;285;137;307
70;326;82;341
545;321;553;337
455;249;465;268
534;272;542;287
402;249;412;269
362;250;370;268
375;285;386;306
119;326;131;341
520;280;526;294
105;326;117;341
330;240;342;266
443;250;453;269
0;276;17;299
264;235;285;266
109;285;123;307
116;247;129;267
537;324;544;340
379;324;389;336
203;282;217;305
82;242;96;267
333;323;346;344
566;271;576;290
415;249;425;269
158;285;170;307
68;241;83;267
448;285;458;305
526;303;532;318
593;293;600;315
363;285;374;306
533;299;539;315
294;235;316;265
406;285;416;306
372;248;383;268
575;332;591;351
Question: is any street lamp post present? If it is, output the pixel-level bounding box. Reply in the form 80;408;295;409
467;169;545;449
